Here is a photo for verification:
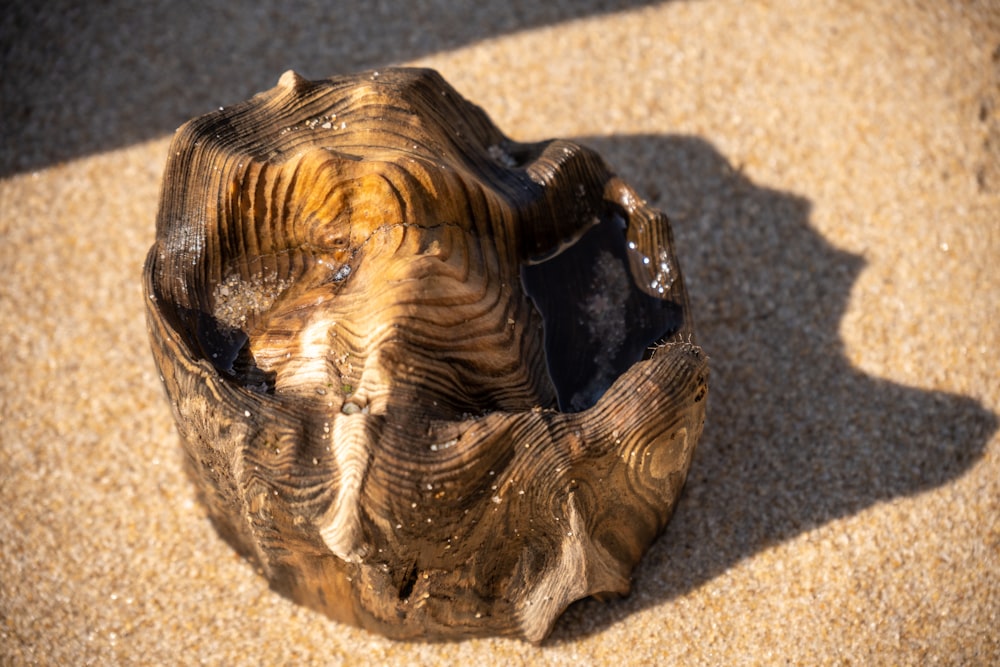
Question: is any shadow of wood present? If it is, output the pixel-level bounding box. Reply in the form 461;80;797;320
546;134;998;642
0;0;664;176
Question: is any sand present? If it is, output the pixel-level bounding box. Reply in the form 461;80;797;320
2;1;999;664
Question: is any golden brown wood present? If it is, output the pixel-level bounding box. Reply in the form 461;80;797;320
143;68;708;642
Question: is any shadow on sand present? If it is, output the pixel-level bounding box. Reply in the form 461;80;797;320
547;133;997;641
1;0;663;176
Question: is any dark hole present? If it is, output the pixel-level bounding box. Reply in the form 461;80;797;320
193;310;247;374
176;306;275;393
504;141;542;168
521;206;683;412
398;562;418;601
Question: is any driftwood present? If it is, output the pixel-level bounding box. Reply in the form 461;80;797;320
143;68;708;642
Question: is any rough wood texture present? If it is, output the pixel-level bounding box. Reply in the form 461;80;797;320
143;68;708;642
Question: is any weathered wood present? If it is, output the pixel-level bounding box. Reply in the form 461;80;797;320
144;68;708;642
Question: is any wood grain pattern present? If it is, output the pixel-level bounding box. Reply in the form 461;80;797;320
143;68;708;642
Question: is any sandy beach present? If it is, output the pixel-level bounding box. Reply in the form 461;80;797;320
2;1;999;664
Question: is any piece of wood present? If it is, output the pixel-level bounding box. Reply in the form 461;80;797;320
144;68;708;642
